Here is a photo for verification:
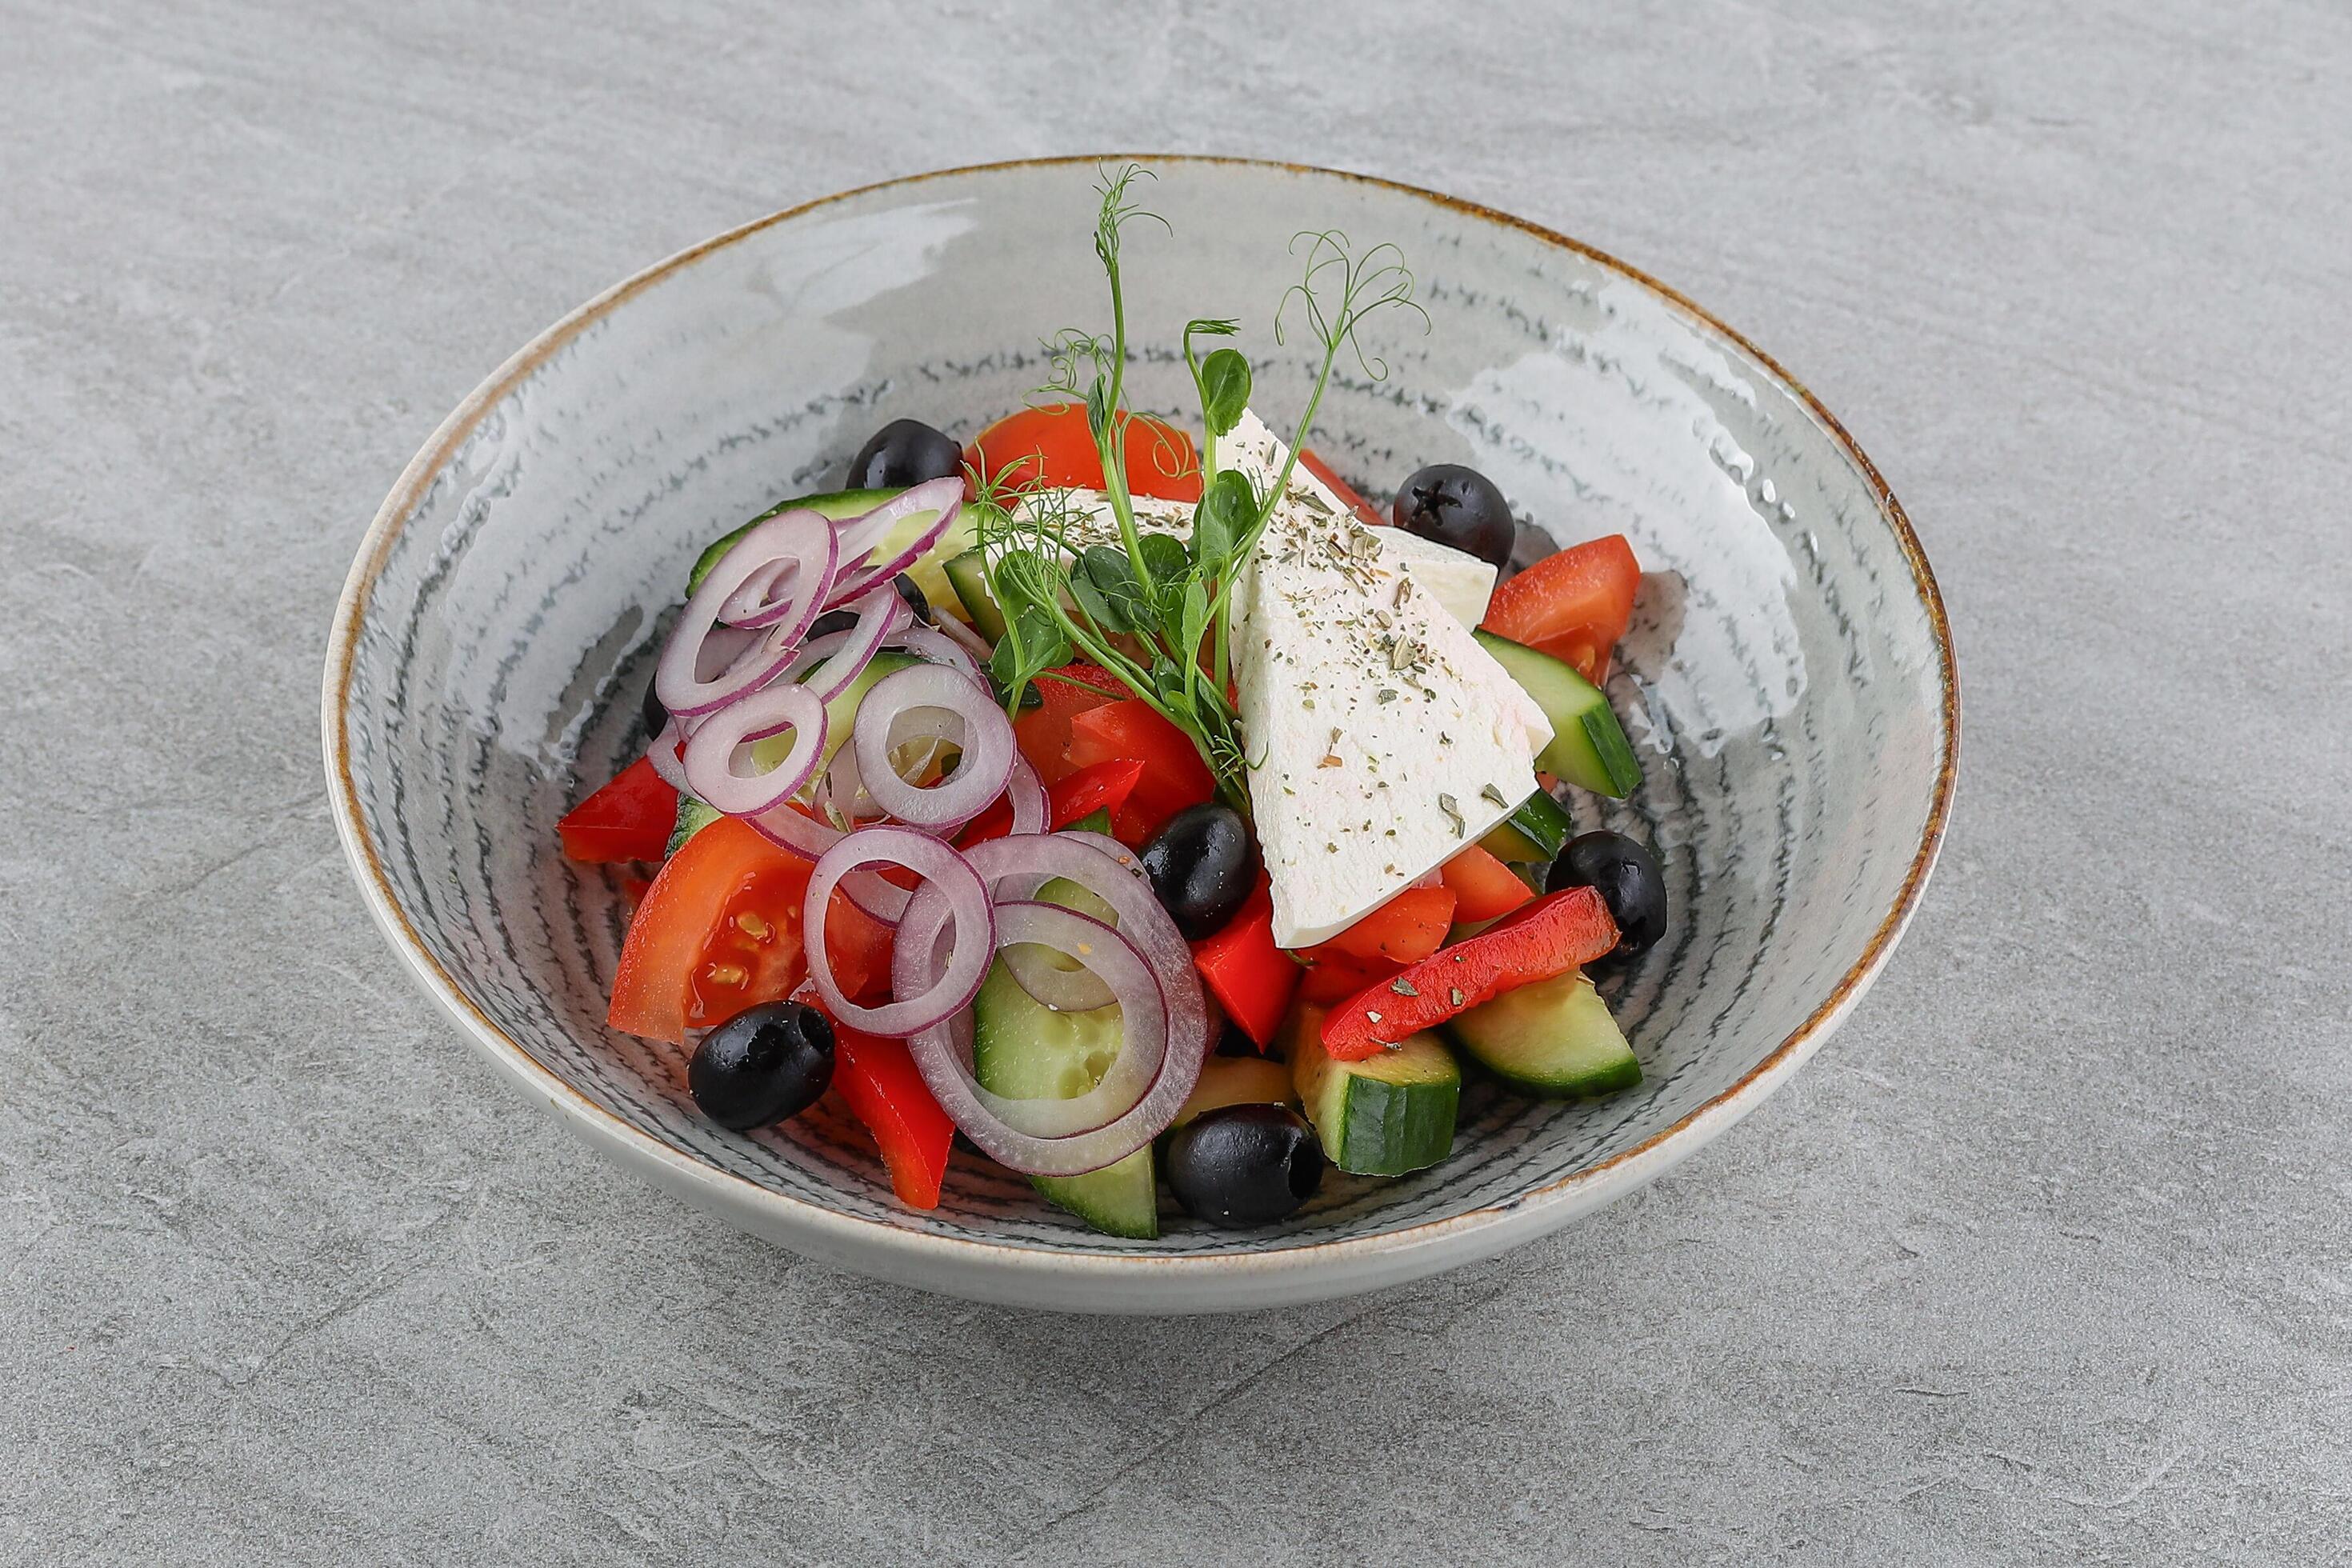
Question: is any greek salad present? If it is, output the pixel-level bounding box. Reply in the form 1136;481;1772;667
559;167;1667;1237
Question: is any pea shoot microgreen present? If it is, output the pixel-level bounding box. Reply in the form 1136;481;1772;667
969;162;1428;815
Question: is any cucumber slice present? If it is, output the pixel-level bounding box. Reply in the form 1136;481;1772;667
1480;789;1574;864
690;486;977;620
666;794;723;857
1445;967;1641;1099
942;548;1006;643
1172;1055;1295;1128
1286;1008;1459;1177
1474;630;1642;798
969;890;1158;1238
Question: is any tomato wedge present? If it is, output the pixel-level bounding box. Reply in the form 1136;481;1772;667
1480;534;1641;684
966;402;1202;502
608;816;892;1042
1320;886;1618;1058
1063;698;1216;842
1298;447;1385;529
1306;885;1458;966
557;754;678;863
1012;662;1122;785
1439;845;1536;922
830;1022;955;1209
1190;878;1297;1050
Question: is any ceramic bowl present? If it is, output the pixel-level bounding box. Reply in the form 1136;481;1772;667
324;157;1956;1313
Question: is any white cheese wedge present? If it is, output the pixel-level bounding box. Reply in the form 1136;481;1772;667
1218;410;1554;948
1374;526;1499;630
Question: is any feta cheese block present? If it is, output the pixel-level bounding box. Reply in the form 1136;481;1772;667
1374;526;1500;630
1220;410;1556;948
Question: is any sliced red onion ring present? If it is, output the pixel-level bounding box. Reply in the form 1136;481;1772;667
852;663;1015;831
656;513;834;715
885;624;988;684
806;826;992;1034
894;832;1209;1176
929;612;997;665
682;683;825;816
1006;753;1047;836
778;586;910;702
1002;925;1118;1013
749;802;910;923
718;515;838;632
828;478;963;603
646;717;693;793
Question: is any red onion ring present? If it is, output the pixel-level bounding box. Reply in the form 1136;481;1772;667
718;515;838;633
828;478;963;604
1006;753;1048;836
750;802;911;923
778;586;910;702
851;663;1016;831
929;612;997;665
968;902;1166;1136
645;717;693;794
806;827;993;1034
656;514;833;715
894;832;1209;1176
682;683;826;816
884;624;989;685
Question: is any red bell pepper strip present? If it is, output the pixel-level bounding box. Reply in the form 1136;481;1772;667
1294;946;1404;1005
557;754;678;863
1306;885;1458;966
830;1023;955;1210
1190;878;1298;1050
1321;886;1619;1059
1438;845;1536;922
1064;699;1216;840
958;758;1147;847
1481;534;1641;686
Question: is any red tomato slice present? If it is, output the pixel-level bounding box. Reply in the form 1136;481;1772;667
1063;699;1216;839
557;754;678;863
1321;886;1618;1058
1190;878;1298;1050
966;402;1202;502
1305;885;1458;966
1439;846;1536;922
607;817;891;1042
1298;447;1386;529
830;1022;955;1210
1480;534;1641;685
1012;662;1122;785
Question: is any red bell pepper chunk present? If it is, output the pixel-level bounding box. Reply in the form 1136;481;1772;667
1306;885;1458;966
1438;845;1536;922
1294;947;1404;1005
1190;879;1298;1050
1321;886;1619;1059
1063;699;1216;840
1012;662;1122;785
557;754;678;863
958;758;1148;847
830;1023;955;1210
1481;534;1641;685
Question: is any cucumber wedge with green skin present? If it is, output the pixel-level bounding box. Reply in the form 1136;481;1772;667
1474;630;1643;798
1171;1055;1295;1129
666;794;723;857
970;872;1156;1238
1286;1009;1459;1177
1444;967;1641;1100
690;487;978;620
942;548;1006;643
1479;788;1574;864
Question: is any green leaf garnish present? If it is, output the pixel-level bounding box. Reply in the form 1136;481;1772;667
1197;348;1252;436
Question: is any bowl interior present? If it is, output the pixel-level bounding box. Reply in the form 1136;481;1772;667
332;160;1950;1268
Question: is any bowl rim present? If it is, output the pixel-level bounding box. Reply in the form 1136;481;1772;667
322;154;1959;1286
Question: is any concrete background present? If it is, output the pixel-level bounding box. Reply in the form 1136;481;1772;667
4;1;2348;1562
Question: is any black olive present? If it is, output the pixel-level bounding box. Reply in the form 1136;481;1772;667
640;678;667;738
847;418;963;490
688;1001;835;1130
1214;1024;1262;1058
1138;802;1256;940
1166;1104;1324;1226
808;574;929;639
1546;830;1667;960
1393;463;1516;568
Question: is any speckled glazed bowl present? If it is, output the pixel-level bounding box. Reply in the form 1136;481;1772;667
324;157;1955;1313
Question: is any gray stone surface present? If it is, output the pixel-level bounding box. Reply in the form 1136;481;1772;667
3;0;2347;1560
